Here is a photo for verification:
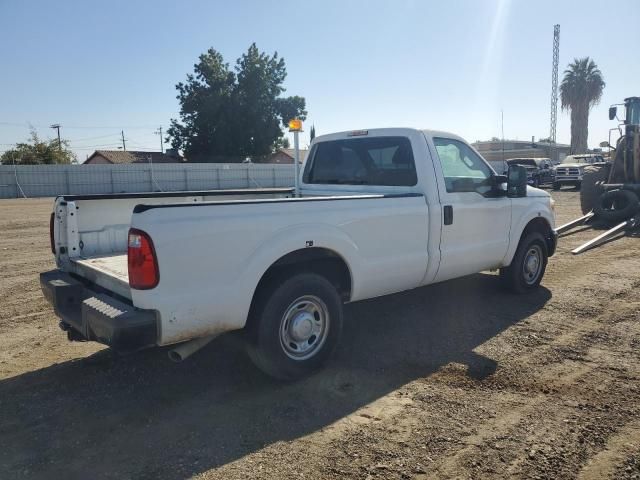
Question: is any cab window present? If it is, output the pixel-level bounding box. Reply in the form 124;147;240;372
303;136;417;186
433;137;493;194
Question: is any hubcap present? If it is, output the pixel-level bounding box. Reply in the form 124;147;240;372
523;245;543;285
279;295;330;360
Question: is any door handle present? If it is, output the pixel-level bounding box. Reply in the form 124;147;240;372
443;205;453;225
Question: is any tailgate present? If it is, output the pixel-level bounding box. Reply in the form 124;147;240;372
70;254;130;299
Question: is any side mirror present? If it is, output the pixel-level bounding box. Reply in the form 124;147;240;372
507;165;527;198
493;174;507;184
609;106;617;121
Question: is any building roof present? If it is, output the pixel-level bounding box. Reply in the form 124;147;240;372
84;150;183;164
278;148;309;159
472;139;570;151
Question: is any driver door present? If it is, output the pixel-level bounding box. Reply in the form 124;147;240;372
432;137;512;283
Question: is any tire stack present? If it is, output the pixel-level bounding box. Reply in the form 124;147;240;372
594;189;640;224
580;164;610;215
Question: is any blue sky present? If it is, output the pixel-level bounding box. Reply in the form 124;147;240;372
1;0;639;161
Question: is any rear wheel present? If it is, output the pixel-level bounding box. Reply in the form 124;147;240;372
500;232;548;294
246;273;343;380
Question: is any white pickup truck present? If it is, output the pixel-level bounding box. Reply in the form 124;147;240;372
553;154;607;190
41;128;557;379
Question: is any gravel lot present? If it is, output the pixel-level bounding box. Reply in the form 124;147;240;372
0;192;639;479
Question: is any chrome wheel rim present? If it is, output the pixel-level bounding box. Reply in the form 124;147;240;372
522;245;543;285
279;295;330;361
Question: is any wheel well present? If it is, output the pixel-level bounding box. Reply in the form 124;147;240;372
521;217;554;254
251;248;352;313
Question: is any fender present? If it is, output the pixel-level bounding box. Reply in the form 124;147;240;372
233;223;362;328
502;199;554;266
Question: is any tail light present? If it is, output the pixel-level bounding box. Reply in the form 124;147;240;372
50;213;56;254
128;228;159;289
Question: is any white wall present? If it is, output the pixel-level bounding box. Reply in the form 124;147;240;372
0;163;296;198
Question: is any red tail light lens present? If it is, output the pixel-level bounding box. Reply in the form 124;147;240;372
50;212;56;254
128;228;159;289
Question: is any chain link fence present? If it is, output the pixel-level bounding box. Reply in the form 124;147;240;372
0;163;296;198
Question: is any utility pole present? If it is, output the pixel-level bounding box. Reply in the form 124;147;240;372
50;124;62;151
155;126;164;153
288;119;303;197
501;110;505;162
549;24;560;162
121;130;126;151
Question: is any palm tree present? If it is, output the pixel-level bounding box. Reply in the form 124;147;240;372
560;57;605;154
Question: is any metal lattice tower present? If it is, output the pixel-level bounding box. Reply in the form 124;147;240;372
550;24;560;144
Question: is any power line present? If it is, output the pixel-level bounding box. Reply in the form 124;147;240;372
71;144;125;149
126;138;156;147
66;132;121;142
0;121;160;129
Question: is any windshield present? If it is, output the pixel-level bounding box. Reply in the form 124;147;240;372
507;159;537;167
562;156;595;164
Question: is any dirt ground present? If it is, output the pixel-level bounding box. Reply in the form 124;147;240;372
0;192;639;480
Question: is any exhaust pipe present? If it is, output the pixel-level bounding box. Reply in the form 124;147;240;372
168;334;219;362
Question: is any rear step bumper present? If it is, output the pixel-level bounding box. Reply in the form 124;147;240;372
40;270;158;351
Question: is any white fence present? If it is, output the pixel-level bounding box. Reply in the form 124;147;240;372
0;163;296;198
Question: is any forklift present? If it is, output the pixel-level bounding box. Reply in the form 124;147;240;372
556;96;640;253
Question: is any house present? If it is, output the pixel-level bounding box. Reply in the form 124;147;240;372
265;148;308;164
84;148;184;165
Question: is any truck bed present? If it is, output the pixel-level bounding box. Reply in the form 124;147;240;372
53;188;297;300
71;254;129;299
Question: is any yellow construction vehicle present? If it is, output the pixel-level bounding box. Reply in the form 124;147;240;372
556;96;640;253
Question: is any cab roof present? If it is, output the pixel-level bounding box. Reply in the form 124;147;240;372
312;127;466;144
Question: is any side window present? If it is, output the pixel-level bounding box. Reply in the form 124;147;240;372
433;137;493;194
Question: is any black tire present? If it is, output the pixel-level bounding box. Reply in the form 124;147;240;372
245;272;343;380
580;165;609;214
500;232;548;294
552;182;561;191
532;177;540;188
593;189;640;224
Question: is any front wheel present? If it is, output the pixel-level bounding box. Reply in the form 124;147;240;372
246;273;343;380
552;182;561;191
500;232;548;294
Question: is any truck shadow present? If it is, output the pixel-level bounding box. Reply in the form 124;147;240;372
0;273;551;479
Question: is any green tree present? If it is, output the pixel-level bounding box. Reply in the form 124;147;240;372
167;44;307;161
560;57;605;154
0;129;75;165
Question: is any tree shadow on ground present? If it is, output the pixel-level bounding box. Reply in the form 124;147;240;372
0;273;551;479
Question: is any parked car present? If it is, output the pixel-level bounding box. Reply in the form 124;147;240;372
506;158;555;188
41;128;557;380
553;154;607;190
